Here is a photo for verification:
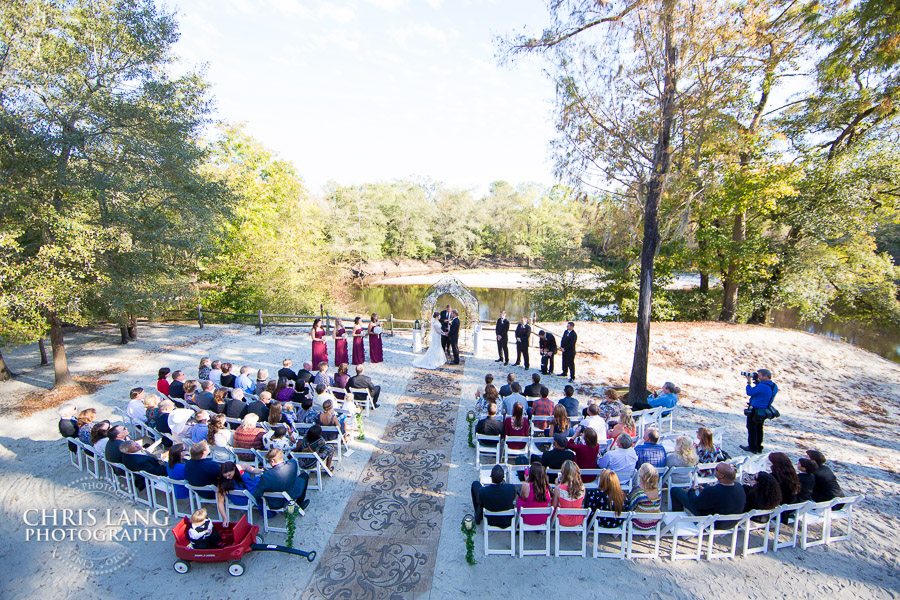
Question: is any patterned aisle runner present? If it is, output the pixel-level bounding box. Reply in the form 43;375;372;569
300;362;464;600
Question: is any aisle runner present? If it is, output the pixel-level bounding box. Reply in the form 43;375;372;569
300;362;464;600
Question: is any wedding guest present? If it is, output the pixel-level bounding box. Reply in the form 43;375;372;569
567;426;602;483
499;373;515;398
474;384;499;421
471;465;517;527
632;381;680;412
169;370;186;399
267;402;288;429
278;359;297;382
347;365;381;408
666;436;699;485
198;357;212;382
244;391;272;422
696;426;726;463
552;460;586;527
596;388;625;421
559;321;578;382
167;443;189;501
351;317;366;365
105;426;129;465
263;425;294;452
144;395;161;427
769;452;801;505
215;461;261;526
232;414;266;459
334;363;350;395
635;427;667;468
191;411;210;444
558;385;580;417
295;424;334;470
517;462;551;526
209;360;223;386
235;366;255;397
296;361;314;393
317;399;349;444
224;389;248;419
475;403;504;445
540;434;576;482
528;386;555;434
333;318;349;366
220;363;236;389
743;471;782;513
311;318;328;367
254;369;269;396
575;404;608;439
276;378;294;402
608;408;636;443
58;404;78;452
502;382;526;418
264;379;278;399
503;402;530;451
182;379;198;405
314;362;333;388
627;463;661;530
597;433;639;483
207;414;232;448
584;469;626;528
512;316;531;370
546;404;573;439
157;367;171;396
77;408;97;444
807;450;845;502
495;310;510;365
91;422;111;455
126;387;147;424
368;313;384;363
796;458;817;502
524;373;542;398
195;380;216;411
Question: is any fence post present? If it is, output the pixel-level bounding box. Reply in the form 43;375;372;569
257;310;263;335
198;305;203;329
326;310;331;335
390;314;394;337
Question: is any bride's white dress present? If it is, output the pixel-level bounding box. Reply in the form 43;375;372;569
412;319;447;370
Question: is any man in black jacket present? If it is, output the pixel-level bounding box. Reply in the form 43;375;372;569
495;311;510;364
244;391;272;422
225;389;249;419
523;373;542;398
105;426;129;464
471;465;517;527
807;450;845;501
185;441;221;499
559;321;578;382
512;316;531;369
252;449;310;511
447;310;460;364
347;365;381;408
277;358;297;381
540;434;576;483
539;330;557;375
475;404;504;445
195;380;216;411
121;441;167;491
671;463;746;526
168;370;186;399
439;304;452;355
296;361;314;393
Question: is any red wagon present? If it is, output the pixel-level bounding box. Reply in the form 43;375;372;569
172;515;316;576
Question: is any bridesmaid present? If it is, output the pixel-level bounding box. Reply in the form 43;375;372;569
311;318;328;368
351;316;366;365
368;312;384;364
333;317;349;366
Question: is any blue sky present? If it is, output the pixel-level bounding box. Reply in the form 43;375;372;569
167;0;558;195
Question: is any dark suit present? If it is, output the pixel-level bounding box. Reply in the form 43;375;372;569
439;310;451;354
523;382;542;398
471;481;517;527
447;317;460;364
245;400;270;422
560;329;577;379
195;391;215;411
59;418;78;453
541;448;576;483
185;457;221;499
122;452;167;491
811;465;844;502
155;412;173;448
499;383;512;398
225;398;248;420
296;370;313;393
169;380;185;399
514;322;531;368
105;438;127;464
495;317;510;363
277;367;297;381
347;374;381;406
540;333;557;375
252;459;310;509
475;417;504;446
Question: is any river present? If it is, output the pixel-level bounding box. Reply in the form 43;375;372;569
348;283;900;364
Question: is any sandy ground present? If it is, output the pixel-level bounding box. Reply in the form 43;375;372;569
375;269;707;290
0;321;899;599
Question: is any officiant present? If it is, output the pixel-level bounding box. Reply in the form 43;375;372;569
439;304;452;355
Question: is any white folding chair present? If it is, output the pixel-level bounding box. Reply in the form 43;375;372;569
662;513;715;561
825;495;862;544
706;514;746;560
105;461;135;500
502;436;532;465
320;426;345;462
553;508;591;557
293;451;334;491
660;466;696;511
591;511;630;559
482;509;517;557
741;509;775;556
127;470;156;508
185;483;219;518
617;469;636;494
581;469;603;489
517;507;553;557
260;491;305;534
626;513;664;559
65;438;83;471
660;406;676;432
771;501;812;551
153;476;191;517
80;441;102;479
327;385;348;402
709;426;727;448
346;386;374;417
475;435;502;468
221;489;256;525
801;499;837;549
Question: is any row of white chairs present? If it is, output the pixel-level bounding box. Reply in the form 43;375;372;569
483;495;861;560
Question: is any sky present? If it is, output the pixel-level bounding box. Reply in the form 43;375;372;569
166;0;559;196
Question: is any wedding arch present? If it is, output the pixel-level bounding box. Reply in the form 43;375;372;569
420;276;480;348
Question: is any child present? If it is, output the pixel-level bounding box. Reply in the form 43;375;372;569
187;508;221;549
263;425;294;452
281;402;298;432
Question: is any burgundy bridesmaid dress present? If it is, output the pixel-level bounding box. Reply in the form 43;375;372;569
312;328;328;367
352;327;366;365
369;327;383;364
334;327;349;366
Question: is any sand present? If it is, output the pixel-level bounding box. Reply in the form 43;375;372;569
0;320;898;599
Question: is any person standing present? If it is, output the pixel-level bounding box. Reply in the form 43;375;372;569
439;304;452;356
512;316;531;369
559;321;578;382
368;313;384;364
740;369;778;454
539;330;557;375
311;318;328;368
351;316;366;365
447;310;460;364
495;310;510;364
333;318;349;366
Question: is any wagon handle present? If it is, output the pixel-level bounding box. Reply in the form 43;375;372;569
250;543;316;562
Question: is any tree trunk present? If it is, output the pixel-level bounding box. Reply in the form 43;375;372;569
39;339;49;366
699;272;709;294
0;349;15;381
629;0;677;405
48;312;76;388
718;210;745;322
128;314;137;340
120;326;131;344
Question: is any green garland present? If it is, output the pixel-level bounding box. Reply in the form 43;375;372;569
461;520;476;565
466;412;476;448
356;413;365;440
285;502;298;548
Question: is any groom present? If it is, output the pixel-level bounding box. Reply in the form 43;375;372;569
439;304;452;356
448;310;460;365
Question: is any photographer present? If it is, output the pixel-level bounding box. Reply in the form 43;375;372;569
740;369;778;455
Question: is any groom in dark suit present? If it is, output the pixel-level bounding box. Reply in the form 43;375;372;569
448;310;460;364
559;321;578;382
495;310;509;364
512;316;531;369
439;304;452;356
539;330;557;375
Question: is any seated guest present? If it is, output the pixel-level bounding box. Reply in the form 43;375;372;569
219;362;236;389
77;408;97;444
503;402;530;450
347;365;381;408
540;433;576;483
314;384;337;409
168;408;195;443
334;363;351;390
169;370;186;399
278;359;297;382
317;399;349;444
215;461;262;525
207;414;232;448
517;462;552;526
245;391;272;422
575;404;608;439
155;399;175;435
558;385;580;417
295;396;320;425
547;404;573;439
255;369;270;396
553;460;586;527
275;378;296;402
157;367;171;396
188;508;221;549
475;373;494;400
232;414;266;458
263;425;294;452
252;448;311;511
166;443;189;501
665;436;699;485
267;401;288;429
807;450;844;502
567;427;602;483
796;458;817;502
58;404;78;439
191;411;210;444
225;389;249;419
121;441;167;489
264;379;278;399
281;402;298;431
584;469;626;528
499;373;515;398
696;427;726;463
182;379;199;405
595;388;625;421
296;361;314;391
627;463;661;530
474;384;499;421
126;388;147;424
211;388;227;415
195;380;216;411
105;426;129;464
769;452;801;505
523;373;542;398
632;381;680;412
144;394;161;425
471;464;517;527
475;403;504;445
209;360;223;386
635;427;667;468
501;382;526;418
198;357;212;382
607;407;636;442
235;366;256;397
597;433;638;483
91;422;111;455
185;441;222;499
295;424;334;470
742;471;782;513
671;463;746;524
528;386;555;433
313;362;333;388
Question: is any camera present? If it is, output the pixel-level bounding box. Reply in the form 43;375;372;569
741;371;759;383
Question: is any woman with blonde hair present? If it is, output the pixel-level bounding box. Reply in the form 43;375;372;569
547;403;572;438
608;407;636;445
666;436;699;484
553;460;586;526
584;469;626;528
77;408;97;444
696;426;726;463
144;394;161;424
182;380;198;405
232;413;265;459
198;357;212;382
627;463;661;530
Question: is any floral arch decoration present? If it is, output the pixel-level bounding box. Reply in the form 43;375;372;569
420;276;480;348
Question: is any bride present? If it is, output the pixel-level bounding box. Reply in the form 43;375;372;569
412;312;447;370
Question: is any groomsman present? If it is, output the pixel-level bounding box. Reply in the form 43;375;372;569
559;321;578;382
539;330;557;375
495;311;509;364
512;316;531;370
439;304;452;355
